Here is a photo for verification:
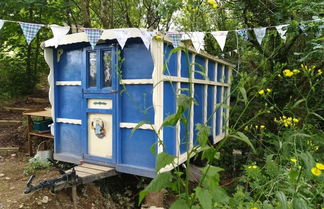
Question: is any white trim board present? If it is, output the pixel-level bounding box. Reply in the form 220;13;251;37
163;75;229;86
56;81;81;86
120;122;155;130
56;118;82;125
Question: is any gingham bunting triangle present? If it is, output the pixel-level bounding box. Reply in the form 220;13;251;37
236;29;248;41
19;22;44;45
0;20;4;31
167;32;183;48
83;28;104;49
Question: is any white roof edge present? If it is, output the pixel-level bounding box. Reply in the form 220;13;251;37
44;28;148;48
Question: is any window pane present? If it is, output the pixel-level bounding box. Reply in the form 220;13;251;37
89;52;96;87
103;51;112;88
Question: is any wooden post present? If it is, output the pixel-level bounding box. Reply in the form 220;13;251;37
72;185;78;209
27;115;33;156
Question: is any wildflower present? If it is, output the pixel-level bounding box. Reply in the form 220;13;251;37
244;126;249;131
278;74;282;78
283;69;294;77
258;90;265;95
314;146;319;151
247;165;258;169
293;118;299;123
260;125;265;129
318;69;323;75
298;166;302;169
207;0;217;8
311;167;321;176
290;158;297;163
255;125;259;129
266;88;272;93
251;208;258;209
316;163;324;170
293;69;300;74
154;35;162;40
274;118;277;122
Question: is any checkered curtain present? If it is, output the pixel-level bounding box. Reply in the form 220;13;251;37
19;22;44;45
167;33;183;48
83;28;104;49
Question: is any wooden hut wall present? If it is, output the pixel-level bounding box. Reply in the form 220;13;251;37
162;43;232;163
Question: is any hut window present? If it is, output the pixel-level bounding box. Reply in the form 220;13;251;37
89;52;97;87
103;51;112;88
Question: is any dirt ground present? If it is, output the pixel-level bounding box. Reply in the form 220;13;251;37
0;97;166;209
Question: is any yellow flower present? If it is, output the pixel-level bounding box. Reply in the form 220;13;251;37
314;146;319;151
251;208;258;209
318;69;323;75
290;158;297;163
282;116;287;119
311;167;321;176
207;0;217;8
278;74;282;78
252;165;257;169
293;118;299;123
316;163;324;170
293;69;300;74
298;166;302;169
258;90;265;95
255;125;259;129
266;88;272;93
283;69;294;77
260;125;265;129
154;35;162;40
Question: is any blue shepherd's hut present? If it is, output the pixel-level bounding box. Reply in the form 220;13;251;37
43;28;234;178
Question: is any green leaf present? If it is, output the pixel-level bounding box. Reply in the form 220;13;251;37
170;199;190;209
276;191;288;209
131;121;146;136
162;113;181;127
195;187;212;209
139;172;173;204
239;87;248;105
230;132;256;153
310;112;324;121
196;123;211;146
156;152;175;172
292;198;309;209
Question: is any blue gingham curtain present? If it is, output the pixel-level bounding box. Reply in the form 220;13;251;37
236;29;249;41
19;22;44;45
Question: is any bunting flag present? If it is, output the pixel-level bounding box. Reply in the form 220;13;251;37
167;32;183;48
139;29;153;49
253;27;267;45
211;31;228;51
236;29;249;41
113;29;130;49
188;32;205;52
83;28;104;49
276;24;288;40
19;22;44;45
50;25;70;48
0;20;4;30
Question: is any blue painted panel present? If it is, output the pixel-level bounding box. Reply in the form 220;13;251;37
193;84;204;146
57;86;82;119
217;63;223;82
121;84;154;123
122;41;154;79
163;82;177;155
163;44;177;76
120;129;156;169
222;87;228;133
224;66;229;83
179;83;190;154
216;87;222;135
194;55;206;80
56;49;82;81
207;86;214;129
181;51;192;78
208;61;215;81
56;123;82;154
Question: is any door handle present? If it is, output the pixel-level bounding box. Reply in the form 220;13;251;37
109;90;118;94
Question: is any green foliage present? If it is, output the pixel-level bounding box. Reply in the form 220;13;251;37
24;156;52;176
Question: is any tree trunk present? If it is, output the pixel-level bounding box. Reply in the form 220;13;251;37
81;0;91;27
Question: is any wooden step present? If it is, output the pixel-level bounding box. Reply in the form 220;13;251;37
0;120;21;126
3;107;31;112
27;97;49;104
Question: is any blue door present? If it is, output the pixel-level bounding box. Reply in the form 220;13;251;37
82;44;118;165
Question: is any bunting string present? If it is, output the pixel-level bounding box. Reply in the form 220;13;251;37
0;17;322;50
